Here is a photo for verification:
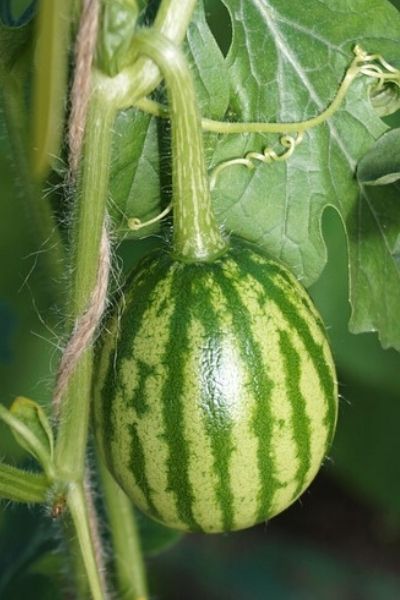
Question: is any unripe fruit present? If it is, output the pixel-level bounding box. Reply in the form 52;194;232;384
94;239;337;533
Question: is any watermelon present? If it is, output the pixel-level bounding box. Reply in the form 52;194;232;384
94;238;338;533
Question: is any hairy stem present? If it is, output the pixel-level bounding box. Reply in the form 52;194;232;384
54;83;114;480
100;460;148;600
67;482;108;600
132;31;227;261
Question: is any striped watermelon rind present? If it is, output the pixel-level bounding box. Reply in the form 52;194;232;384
94;238;338;533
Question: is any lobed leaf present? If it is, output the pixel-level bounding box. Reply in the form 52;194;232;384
213;0;400;350
107;0;400;350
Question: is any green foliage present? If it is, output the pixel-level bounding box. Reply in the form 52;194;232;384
97;0;140;76
358;128;400;184
8;397;53;463
108;0;400;350
310;210;400;518
0;463;49;503
108;0;230;237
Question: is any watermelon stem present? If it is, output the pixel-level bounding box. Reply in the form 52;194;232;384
132;30;228;263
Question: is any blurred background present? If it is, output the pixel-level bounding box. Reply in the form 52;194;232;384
1;0;400;598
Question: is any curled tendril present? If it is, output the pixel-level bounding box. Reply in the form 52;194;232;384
209;132;304;190
354;44;400;91
128;44;400;221
128;203;172;231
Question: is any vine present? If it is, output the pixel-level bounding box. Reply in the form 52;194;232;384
133;45;400;134
127;44;400;230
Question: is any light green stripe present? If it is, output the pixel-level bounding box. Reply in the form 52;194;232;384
193;270;235;531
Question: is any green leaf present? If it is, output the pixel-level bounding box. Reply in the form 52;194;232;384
9;397;53;460
310;210;400;515
357;128;400;185
108;0;230;238
310;209;400;397
212;0;400;349
0;403;53;475
184;1;231;119
97;0;139;76
108;109;162;238
346;182;400;347
0;462;49;503
108;0;400;349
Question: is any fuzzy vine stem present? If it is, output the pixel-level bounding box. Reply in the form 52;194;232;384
131;31;228;262
52;80;115;599
54;83;113;478
67;482;108;600
99;459;148;600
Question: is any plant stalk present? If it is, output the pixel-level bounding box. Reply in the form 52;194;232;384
132;31;227;262
67;482;107;600
54;82;114;481
99;459;148;600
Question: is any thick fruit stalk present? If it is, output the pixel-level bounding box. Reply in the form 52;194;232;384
131;31;228;262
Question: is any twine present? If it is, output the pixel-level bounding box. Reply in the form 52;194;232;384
53;0;110;417
68;0;100;177
55;1;111;594
53;222;111;414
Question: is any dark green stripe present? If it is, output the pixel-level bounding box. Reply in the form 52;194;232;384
160;266;201;531
193;271;235;531
100;252;172;445
131;359;154;416
128;423;161;519
237;249;337;444
278;329;312;497
214;261;278;523
99;253;172;511
231;241;327;342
